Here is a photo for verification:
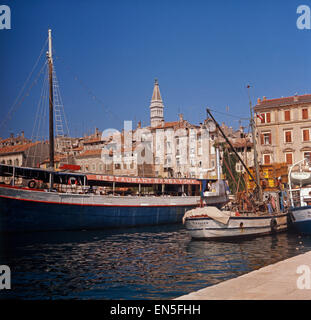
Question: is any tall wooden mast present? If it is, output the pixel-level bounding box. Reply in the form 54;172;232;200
47;29;54;169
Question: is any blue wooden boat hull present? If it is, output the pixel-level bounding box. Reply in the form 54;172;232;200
0;196;197;232
289;206;311;235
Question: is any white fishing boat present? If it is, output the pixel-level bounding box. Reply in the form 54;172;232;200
183;106;288;240
183;206;287;240
288;159;311;234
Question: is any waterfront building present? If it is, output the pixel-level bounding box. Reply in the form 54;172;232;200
150;115;213;178
75;149;104;173
0;131;31;147
40;153;76;171
254;94;311;166
0;141;49;168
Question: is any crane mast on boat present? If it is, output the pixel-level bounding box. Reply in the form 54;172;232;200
247;85;263;202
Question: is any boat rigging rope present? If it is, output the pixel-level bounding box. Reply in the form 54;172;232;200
0;37;49;134
208;108;250;121
25;63;49;167
52;48;123;127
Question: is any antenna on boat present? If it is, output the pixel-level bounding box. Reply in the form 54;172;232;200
247;85;263;202
47;29;54;169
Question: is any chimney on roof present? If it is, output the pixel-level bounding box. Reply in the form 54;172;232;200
21;131;24;138
178;113;184;122
257;98;261;104
137;121;141;129
95;128;99;137
263;96;267;101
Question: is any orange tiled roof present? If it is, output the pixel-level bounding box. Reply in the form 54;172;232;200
232;138;253;148
76;149;102;158
0;142;40;155
151;121;180;130
83;138;102;144
255;94;311;109
72;146;83;151
41;154;68;164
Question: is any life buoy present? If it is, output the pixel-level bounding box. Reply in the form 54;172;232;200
68;177;78;185
270;218;278;233
28;180;36;189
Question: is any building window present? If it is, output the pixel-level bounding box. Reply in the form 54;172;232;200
284;110;291;121
302;108;309;120
115;163;121;170
284;130;292;143
14;159;19;166
302;129;310;142
285;153;293;165
260;132;272;145
304;152;311;163
259;112;271;124
263;154;271;165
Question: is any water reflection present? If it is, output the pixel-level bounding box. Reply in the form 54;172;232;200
1;225;311;300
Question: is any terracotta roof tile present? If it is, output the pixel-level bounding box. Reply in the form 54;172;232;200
41;153;68;164
255;94;311;109
83;138;102;144
151;121;180;130
76;149;102;158
0;142;40;155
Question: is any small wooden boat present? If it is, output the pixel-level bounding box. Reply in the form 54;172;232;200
183;206;287;240
183;107;289;240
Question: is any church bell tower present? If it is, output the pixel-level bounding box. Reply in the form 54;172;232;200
150;79;164;127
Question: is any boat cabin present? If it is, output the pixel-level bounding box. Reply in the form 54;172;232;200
0;164;201;197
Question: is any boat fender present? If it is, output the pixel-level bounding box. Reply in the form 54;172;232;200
270;218;278;232
28;180;36;189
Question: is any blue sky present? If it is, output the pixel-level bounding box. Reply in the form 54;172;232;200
1;0;311;139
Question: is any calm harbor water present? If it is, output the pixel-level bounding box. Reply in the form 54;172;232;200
1;224;311;300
